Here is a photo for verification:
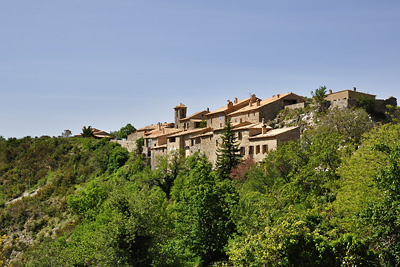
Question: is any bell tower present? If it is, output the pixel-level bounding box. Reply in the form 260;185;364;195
174;103;187;129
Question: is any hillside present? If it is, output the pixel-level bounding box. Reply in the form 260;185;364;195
1;106;400;266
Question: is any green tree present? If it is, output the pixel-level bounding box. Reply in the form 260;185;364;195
135;137;144;156
359;140;400;265
152;150;186;199
172;155;239;265
111;123;136;139
108;146;129;172
216;117;241;179
311;85;328;104
61;129;72;138
81;126;94;138
357;95;376;114
199;120;207;128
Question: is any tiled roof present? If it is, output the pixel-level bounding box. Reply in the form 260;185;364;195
75;128;111;138
234;122;272;131
145;128;182;139
174;103;187;109
327;89;376;97
207;96;258;116
168;127;212;138
137;122;174;132
198;132;214;138
229;93;299;116
248;126;299;139
180;110;208;121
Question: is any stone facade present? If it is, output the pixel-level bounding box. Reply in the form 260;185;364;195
123;92;306;168
325;87;375;103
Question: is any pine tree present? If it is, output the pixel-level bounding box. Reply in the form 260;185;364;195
216;117;241;179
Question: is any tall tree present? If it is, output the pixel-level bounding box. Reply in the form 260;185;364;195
81;126;94;138
216;117;241;179
61;129;72;138
311;85;328;104
173;155;239;265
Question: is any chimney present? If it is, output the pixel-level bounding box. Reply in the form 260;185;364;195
262;124;267;134
234;97;238;103
353;87;356;92
329;89;333;94
256;99;261;106
227;100;233;109
250;94;256;104
158;122;161;130
207;107;209;112
277;94;280;98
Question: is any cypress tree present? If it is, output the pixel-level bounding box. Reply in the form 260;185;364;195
216;117;241;179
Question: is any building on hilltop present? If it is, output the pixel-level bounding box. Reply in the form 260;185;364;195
75;127;112;139
325;87;397;115
125;92;306;168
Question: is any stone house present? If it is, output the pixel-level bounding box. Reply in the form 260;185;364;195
143;127;183;167
127;92;305;168
325;87;375;103
228;93;307;124
174;103;209;130
325;87;398;116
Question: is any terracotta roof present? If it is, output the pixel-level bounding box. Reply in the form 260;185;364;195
231;121;253;129
327;89;376;97
248;126;299;139
137;122;174;132
168;127;212;138
180;110;208;121
234;122;273;131
75;128;111;138
197;132;214;138
174;103;187;109
145;128;182;139
207;96;259;116
229;93;301;116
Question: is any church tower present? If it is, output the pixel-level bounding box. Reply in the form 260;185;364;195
174;103;187;129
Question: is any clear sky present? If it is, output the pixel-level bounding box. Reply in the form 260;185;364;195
1;0;399;138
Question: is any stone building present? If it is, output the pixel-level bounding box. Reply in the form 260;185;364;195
325;87;376;109
126;92;305;168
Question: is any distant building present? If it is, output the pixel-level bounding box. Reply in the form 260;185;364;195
75;127;112;139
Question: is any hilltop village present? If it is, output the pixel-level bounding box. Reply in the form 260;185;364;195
116;88;397;168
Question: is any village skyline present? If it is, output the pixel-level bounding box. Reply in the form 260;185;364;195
1;1;399;138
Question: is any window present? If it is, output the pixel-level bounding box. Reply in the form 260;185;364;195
262;144;268;154
238;132;242;140
249;146;254;155
170;137;176;142
240;147;245;155
191;139;194;146
216;139;219;147
195;137;200;144
256;145;260;154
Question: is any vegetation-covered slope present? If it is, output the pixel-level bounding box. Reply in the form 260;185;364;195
1;107;400;266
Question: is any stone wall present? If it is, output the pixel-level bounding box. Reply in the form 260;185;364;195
285;102;306;110
111;140;136;152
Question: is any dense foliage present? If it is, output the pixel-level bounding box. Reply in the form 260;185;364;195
1;107;400;266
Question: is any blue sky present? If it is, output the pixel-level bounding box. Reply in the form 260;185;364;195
1;0;399;138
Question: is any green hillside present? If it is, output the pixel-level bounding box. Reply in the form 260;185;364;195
1;107;400;266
